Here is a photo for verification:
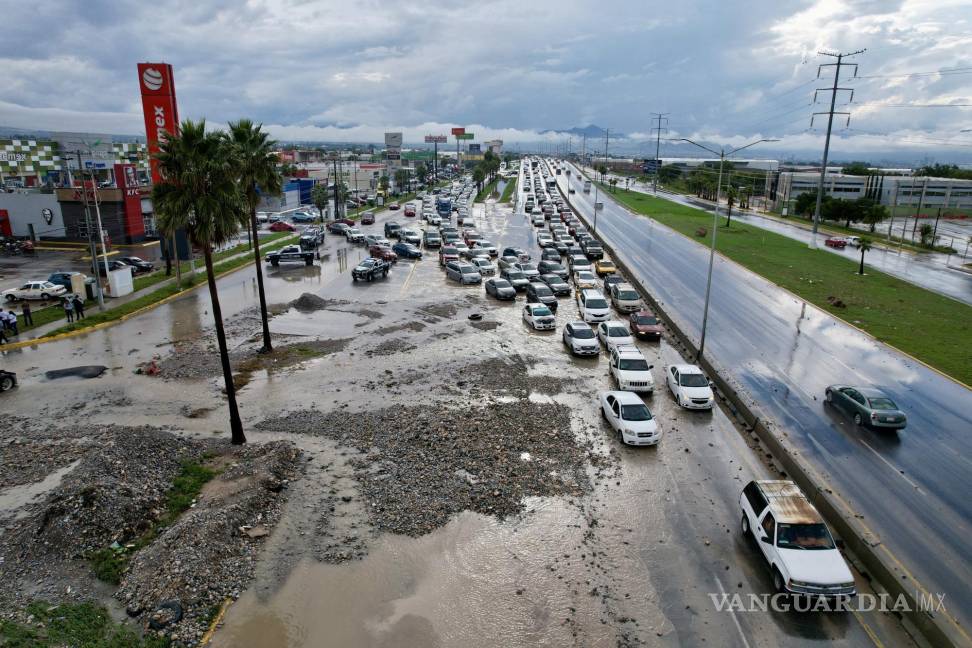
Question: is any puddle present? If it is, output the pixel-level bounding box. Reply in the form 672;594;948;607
0;459;81;521
270;309;370;338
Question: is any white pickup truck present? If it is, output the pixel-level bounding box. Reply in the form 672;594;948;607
740;480;856;597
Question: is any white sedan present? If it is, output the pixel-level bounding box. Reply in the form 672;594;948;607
562;320;600;355
597;320;635;351
3;281;67;302
600;391;661;446
665;364;715;410
523;303;556;330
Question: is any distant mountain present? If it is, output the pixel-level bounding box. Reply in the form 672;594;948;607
542;124;625;139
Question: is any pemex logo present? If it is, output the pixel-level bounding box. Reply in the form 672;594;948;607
142;67;164;91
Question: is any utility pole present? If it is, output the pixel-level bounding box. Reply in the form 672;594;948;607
582;134;587;168
604;128;609;171
809;49;864;248
650;113;669;194
74;151;105;309
332;155;341;219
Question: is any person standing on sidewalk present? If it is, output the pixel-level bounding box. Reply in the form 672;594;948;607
5;310;17;335
21;302;32;327
63;297;74;323
72;295;86;320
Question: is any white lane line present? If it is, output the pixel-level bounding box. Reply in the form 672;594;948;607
859;439;924;492
714;575;753;648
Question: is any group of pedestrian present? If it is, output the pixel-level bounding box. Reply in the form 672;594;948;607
0;306;25;345
63;294;85;323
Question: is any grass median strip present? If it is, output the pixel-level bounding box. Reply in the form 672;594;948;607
500;176;518;203
40;234;297;338
596;183;972;384
476;178;499;203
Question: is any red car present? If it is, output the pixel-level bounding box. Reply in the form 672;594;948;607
464;231;483;245
333;218;355;227
388;203;401;210
629;310;664;340
404;204;416;217
369;244;398;262
360;211;375;225
268;221;296;232
438;245;460;267
825;237;847;249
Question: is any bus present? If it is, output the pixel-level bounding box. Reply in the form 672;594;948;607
436;195;452;216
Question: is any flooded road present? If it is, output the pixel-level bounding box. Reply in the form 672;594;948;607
1;192;915;647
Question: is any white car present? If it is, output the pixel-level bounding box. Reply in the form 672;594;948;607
452;241;470;256
473;240;498;257
537;234;554;247
610;283;642;313
562;320;599;356
523;303;556;330
665;364;715;410
597;320;635;351
609;345;655;392
740;480;856;597
573;271;599;291
471;257;496;276
577;289;610;323
600;391;661;446
3;281;66;302
364;234;391;247
344;227;364;243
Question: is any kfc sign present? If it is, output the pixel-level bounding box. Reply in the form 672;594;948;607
137;62;180;184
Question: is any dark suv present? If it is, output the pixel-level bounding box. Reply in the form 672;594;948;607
525;281;558;312
384;221;402;238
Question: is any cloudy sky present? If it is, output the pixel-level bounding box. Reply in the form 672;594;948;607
2;0;971;160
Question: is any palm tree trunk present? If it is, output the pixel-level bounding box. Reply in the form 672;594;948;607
726;203;733;227
859;249;865;275
250;205;273;352
204;244;246;444
173;233;182;288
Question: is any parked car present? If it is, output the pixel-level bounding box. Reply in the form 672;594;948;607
665;364;715;410
537;260;568;281
3;281;66;302
47;271;83;291
400;229;422;245
291;211;316;223
471;257;496;276
473;240;498;256
118;256;155;274
577;289;610;323
602;275;625;294
269;221;296;232
595;259;616;276
600;391;660;446
328;222;351;235
364;234;391;248
525;282;558;312
265;245;315;266
351;257;391;282
96;260;133;277
597;320;635;351
369;245;398;262
0;369;16;392
740;480;856;597
609;344;654;393
573;271;599;291
522;303;556;330
824;385;907;430
824;237;847;249
610;283;642;313
439;246;460;267
568;255;592;273
360;211;376;225
445;261;482;284
502;247;531;262
630;310;664;340
344;227;364;243
384;221;402;238
392;241;423;259
500;268;530;291
485;277;517;300
513;262;540;279
540;248;561;262
538;273;571;296
423;231;442;248
562;320;599;356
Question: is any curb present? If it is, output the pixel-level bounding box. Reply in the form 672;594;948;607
199;598;233;645
561;165;969;648
0;236;298;351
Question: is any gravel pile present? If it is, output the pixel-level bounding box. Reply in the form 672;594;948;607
0;437;88;490
364;339;417;357
256;401;593;537
117;441;302;646
289;292;333;312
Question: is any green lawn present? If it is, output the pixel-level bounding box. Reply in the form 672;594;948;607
596;183;972;385
0;601;169;647
500;177;518;203
476;178;499;203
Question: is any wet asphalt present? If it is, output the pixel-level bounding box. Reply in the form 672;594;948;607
0;188;916;646
559;161;972;636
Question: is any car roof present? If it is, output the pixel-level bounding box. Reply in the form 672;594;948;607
671;363;703;374
755;480;823;525
580;288;601;297
605;390;645;406
613;344;643;356
567;320;589;328
855;387;890;398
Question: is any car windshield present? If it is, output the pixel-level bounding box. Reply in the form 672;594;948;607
867;397;897;410
608;327;629;337
616;290;638;300
571;327;595;339
460;267;478;275
519;264;537;272
679;373;709;387
776;523;836;550
633;315;659;325
619;358;650;371
493;280;511;289
585;298;608;309
577;273;595;281
507;271;525;280
531;306;552;317
621;404;653;421
442;247;458;254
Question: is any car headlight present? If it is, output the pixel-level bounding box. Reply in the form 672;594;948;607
789;579;810;588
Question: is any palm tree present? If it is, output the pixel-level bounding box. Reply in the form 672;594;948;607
609;178;618;192
227;119;282;354
153;119;247;445
858;236;871;275
725;185;738;227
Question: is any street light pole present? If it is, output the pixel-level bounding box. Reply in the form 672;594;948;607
676;138;778;362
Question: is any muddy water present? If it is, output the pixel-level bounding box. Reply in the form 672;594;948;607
0;459;81;521
214;499;666;648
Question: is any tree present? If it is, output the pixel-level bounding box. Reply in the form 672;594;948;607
857;236;871;275
227;119;282;354
915;163;972;180
280;162;298;177
658;164;681;184
841;161;873;176
393;168;410;193
153;119;247;445
472;166;486;191
860;200;888;232
415;163;428;185
311;183;330;222
609;178;618;192
379;174;389;192
919;223;934;247
724;185;738;226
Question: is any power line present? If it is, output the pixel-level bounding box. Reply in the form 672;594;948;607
845;102;972;108
850;66;972;80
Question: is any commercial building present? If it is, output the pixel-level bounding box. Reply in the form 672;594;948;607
1;135;150;189
773;172;972;214
643;157;780;174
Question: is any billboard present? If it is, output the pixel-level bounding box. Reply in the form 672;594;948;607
386;151;401;161
424;135;448;143
450;127;465;136
137;63;179;185
457;133;474;140
384;132;403;147
468;144;481;153
114;163;145;241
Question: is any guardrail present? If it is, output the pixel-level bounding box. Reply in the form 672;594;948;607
556;163;966;648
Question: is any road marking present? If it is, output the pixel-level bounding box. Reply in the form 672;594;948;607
851;609;886;648
400;258;420;294
714;575;753;648
859;439;923;492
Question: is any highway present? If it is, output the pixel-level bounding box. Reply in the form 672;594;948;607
552;161;972;636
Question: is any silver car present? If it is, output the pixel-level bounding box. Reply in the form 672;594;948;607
445;261;482;284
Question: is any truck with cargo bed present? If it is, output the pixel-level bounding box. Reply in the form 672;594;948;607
265;245;315;266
